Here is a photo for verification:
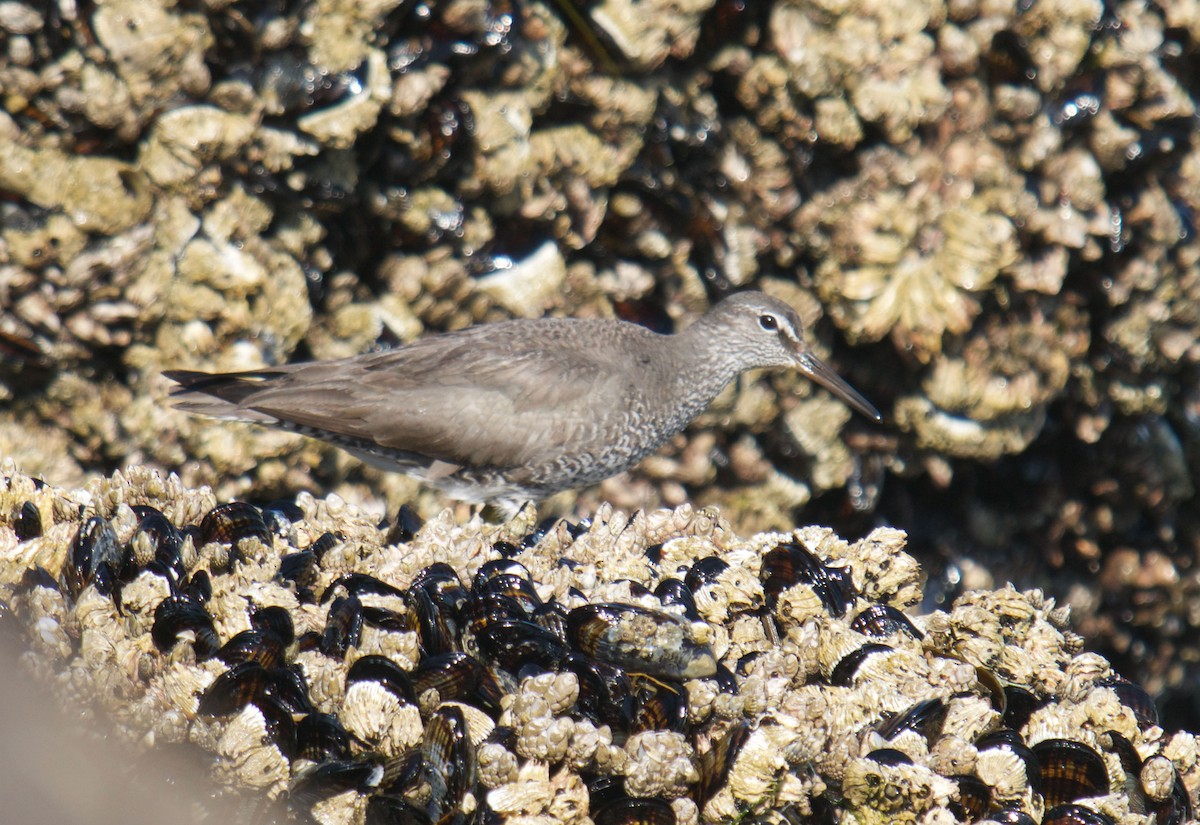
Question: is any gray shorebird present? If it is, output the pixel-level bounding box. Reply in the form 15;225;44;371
165;292;880;513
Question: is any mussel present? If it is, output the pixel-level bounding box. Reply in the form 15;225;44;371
567;603;716;680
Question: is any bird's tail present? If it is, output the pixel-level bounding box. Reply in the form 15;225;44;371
163;369;285;422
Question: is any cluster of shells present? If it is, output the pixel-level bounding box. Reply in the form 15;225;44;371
3;0;1200;738
2;466;1198;824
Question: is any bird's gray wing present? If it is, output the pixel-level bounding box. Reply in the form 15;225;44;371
170;321;637;471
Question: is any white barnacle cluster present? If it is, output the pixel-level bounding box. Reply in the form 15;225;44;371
1;467;1197;824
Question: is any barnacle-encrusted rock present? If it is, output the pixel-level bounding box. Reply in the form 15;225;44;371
769;0;951;142
0;132;153;235
303;0;404;75
894;306;1088;460
139;106;258;188
800;139;1022;362
3;0;1200;759
90;0;213;111
587;0;715;70
2;468;1198;823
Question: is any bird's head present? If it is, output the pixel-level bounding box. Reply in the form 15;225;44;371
701;292;882;422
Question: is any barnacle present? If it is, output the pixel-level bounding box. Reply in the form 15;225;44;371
802;138;1021;362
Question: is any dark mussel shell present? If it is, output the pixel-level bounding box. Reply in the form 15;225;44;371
307;531;342;559
989;808;1038;825
278;551;318;592
472;571;542;615
684;556;729;592
130;506;183;567
473;558;535;590
475;617;571;672
364;753;432;825
151;594;219;658
199;660;313;716
63;515;122;599
950;774;991;822
296;712;357;763
760;541;856;617
257;693;300;758
263;663;314;714
829;643;893;687
561;652;634;731
377;748;427;798
459;593;528;660
1042;804;1117;825
631;675;688;734
423;706;476;823
321;594;364;658
93;561;121;607
1000;684;1044;731
364;794;429;825
411;651;504;715
1096;675;1159;730
712;662;739;694
592;796;676;825
321;573;407;602
694;721;750;808
617;579;655;600
12;500;42;540
261;499;305;537
520;516;587;548
20;565;58;591
361;605;417;633
347;654;415;702
199;660;279;716
653;578;699;620
850;604;923;640
410;563;467;611
183;569;212;604
491;540;522;558
198;501;272;552
484;725;518;750
216;629;288;669
251;604;296;646
532;600;569;640
1032;739;1110;808
1102;730;1142;776
407;582;458;657
289;756;386;810
461;591;530;637
877;697;947;743
736;650;762;678
135;559;177;592
520;516;557;548
586;774;629;812
865;748;913;766
383;502;424;545
567;603;716;680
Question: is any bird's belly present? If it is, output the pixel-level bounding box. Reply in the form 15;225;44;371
521;407;689;491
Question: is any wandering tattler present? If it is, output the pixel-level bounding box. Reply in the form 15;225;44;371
165;292;880;513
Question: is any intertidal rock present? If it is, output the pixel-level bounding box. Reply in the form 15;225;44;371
2;0;1200;743
1;468;1196;824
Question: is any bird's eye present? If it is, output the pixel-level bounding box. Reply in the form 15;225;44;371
758;314;779;331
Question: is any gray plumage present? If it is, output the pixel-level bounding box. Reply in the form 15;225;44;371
165;292;880;513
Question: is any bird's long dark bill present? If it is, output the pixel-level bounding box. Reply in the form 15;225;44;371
796;354;883;422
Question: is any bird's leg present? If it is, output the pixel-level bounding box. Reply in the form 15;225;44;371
479;499;534;524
